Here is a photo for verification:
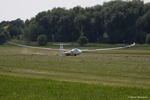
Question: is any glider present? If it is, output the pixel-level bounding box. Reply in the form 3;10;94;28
8;41;136;56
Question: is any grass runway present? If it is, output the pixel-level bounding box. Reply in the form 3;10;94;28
0;43;150;100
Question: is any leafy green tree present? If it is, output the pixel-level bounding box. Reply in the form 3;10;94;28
146;34;150;44
37;34;47;46
2;30;10;40
8;25;21;38
25;19;30;27
29;21;43;41
10;18;24;28
1;0;150;44
21;28;30;42
77;36;88;46
0;33;7;45
7;19;23;38
74;15;87;35
92;11;104;42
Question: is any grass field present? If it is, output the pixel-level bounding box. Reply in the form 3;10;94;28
0;43;150;100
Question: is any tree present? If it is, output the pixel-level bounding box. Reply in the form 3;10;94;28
37;34;47;46
92;11;104;42
2;30;10;40
77;36;88;46
29;21;43;41
1;0;150;44
22;28;30;42
146;34;150;44
8;25;21;38
0;33;7;45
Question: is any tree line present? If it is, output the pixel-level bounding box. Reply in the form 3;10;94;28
0;0;150;45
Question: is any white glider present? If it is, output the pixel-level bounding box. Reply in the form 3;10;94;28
8;41;136;56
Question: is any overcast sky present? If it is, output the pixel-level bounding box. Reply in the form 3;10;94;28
1;0;150;22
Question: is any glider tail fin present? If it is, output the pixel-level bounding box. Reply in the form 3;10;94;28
53;43;70;55
60;45;64;54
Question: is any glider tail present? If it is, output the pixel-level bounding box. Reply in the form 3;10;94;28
53;43;70;55
60;45;64;54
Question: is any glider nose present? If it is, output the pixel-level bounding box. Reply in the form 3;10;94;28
79;50;82;54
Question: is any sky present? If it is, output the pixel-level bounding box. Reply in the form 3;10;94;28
0;0;150;22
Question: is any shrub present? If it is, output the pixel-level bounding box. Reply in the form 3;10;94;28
37;35;47;46
77;36;88;46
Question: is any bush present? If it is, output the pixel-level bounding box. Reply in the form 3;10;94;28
146;34;150;44
77;36;88;46
37;35;47;46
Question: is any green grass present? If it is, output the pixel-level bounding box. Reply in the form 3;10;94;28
0;43;150;100
0;75;149;100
